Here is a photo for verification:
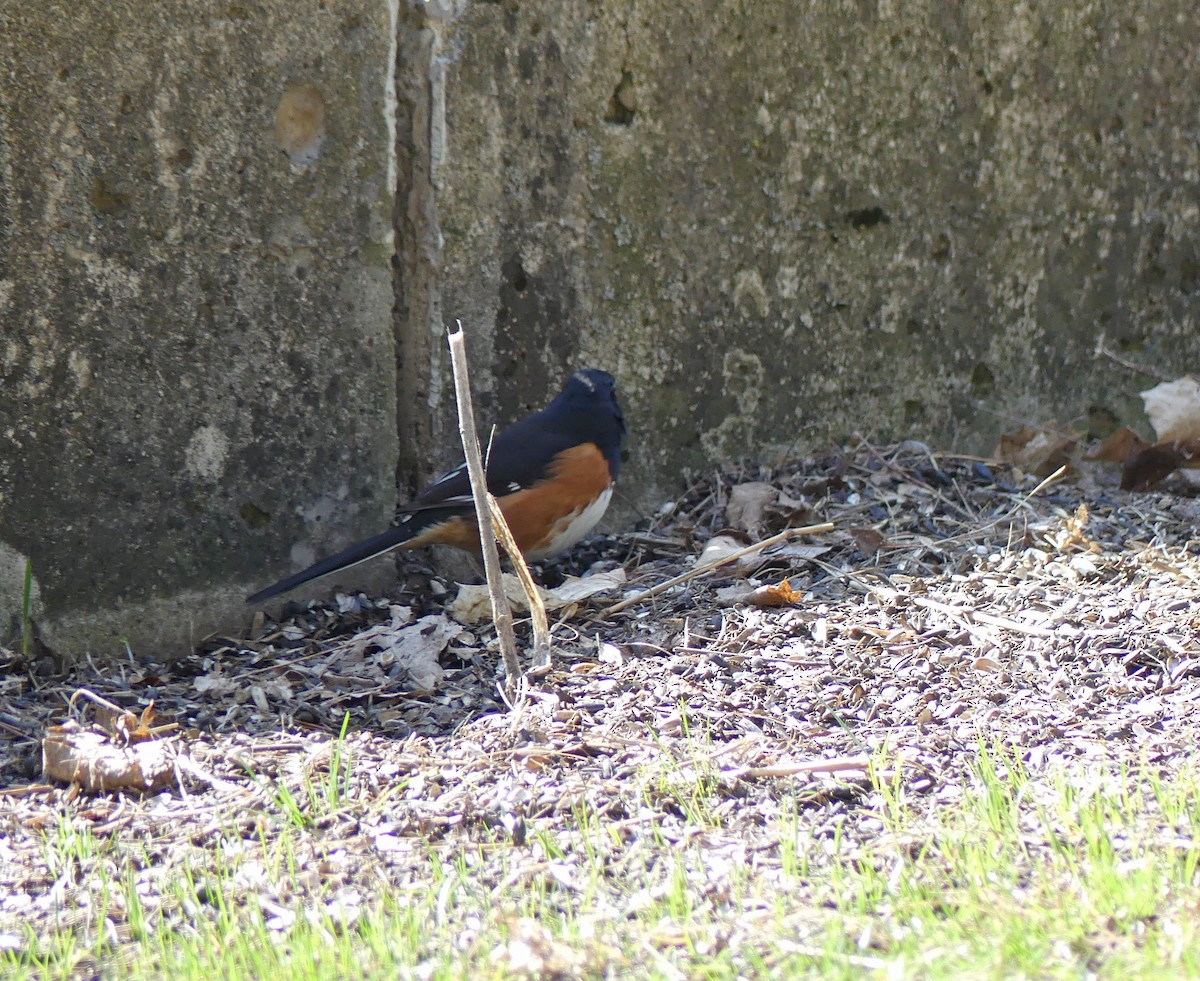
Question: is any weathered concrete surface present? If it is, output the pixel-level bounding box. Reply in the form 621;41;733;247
0;2;398;655
5;0;1200;657
410;0;1200;519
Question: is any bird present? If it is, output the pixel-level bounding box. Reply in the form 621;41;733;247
247;368;626;604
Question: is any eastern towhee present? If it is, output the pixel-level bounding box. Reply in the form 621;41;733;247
247;368;626;604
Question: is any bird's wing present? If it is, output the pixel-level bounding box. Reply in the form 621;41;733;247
402;419;582;512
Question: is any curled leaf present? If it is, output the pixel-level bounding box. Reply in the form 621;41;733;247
849;527;885;558
747;579;803;608
1140;377;1200;443
1120;439;1200;491
994;423;1079;476
725;482;777;535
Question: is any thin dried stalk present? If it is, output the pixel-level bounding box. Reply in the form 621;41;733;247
487;492;552;672
447;325;522;697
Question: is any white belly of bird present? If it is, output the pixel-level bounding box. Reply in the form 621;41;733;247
528;486;613;560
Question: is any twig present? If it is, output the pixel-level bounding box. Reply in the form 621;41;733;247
734;755;876;779
487;492;552;672
1098;344;1172;382
67;688;128;718
599;522;835;616
1007;465;1068;515
446;325;522;696
908;595;1055;638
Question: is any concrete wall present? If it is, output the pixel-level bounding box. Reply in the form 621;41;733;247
0;2;399;655
3;0;1199;656
414;0;1200;520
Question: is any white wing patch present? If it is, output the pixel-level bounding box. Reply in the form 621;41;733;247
425;464;520;497
526;486;613;560
426;462;467;490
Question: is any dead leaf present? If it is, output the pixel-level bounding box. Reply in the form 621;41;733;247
1084;425;1200;490
747;579;804;607
1120;439;1200;491
849;527;885;558
447;570;626;625
693;535;742;569
714;583;754;605
1083;426;1150;464
766;542;832;563
783;502;822;527
545;569;627;606
194;672;238;696
447;575;528;624
725;482;777;535
376;616;458;689
598;642;624;665
1052;503;1100;553
109;702;176;745
1140;376;1200;442
993;423;1079;475
336;610;458;688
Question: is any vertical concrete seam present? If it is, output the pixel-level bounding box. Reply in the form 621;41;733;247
384;0;400;234
424;19;447;421
394;2;458;493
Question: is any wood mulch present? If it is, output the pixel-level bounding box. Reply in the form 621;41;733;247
2;439;1199;963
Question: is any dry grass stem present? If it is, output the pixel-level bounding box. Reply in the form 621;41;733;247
447;325;521;692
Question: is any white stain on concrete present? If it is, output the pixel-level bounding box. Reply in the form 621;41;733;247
701;350;766;461
733;268;769;318
184;425;230;481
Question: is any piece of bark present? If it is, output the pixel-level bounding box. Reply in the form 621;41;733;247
42;721;178;793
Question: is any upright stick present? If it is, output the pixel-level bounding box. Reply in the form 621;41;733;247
446;325;522;695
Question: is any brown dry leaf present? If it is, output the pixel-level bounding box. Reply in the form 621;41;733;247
1083;425;1200;490
1140;376;1200;442
725;482;777;535
42;721;178;793
849;527;885;558
109;702;175;745
747;579;803;608
89;705;139;739
1083;426;1150;464
993;423;1079;475
1120;439;1200;491
783;502;822;527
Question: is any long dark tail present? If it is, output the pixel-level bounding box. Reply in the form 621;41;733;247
246;526;417;604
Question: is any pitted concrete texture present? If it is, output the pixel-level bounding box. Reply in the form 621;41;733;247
413;1;1200;517
0;2;399;655
4;0;1200;657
